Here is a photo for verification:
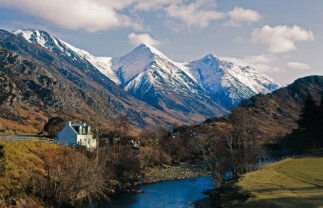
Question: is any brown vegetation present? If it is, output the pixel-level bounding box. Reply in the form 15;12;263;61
193;108;267;187
0;141;107;207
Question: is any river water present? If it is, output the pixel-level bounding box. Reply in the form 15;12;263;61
87;175;215;208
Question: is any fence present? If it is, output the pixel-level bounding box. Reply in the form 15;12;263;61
0;135;78;148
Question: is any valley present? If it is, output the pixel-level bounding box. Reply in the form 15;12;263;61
0;26;321;208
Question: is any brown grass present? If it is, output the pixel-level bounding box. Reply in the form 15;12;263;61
0;141;85;207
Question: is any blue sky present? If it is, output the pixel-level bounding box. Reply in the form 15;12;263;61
0;0;322;84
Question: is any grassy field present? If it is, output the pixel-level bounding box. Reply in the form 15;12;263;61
235;156;323;208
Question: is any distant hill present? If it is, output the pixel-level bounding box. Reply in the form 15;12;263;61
181;76;323;142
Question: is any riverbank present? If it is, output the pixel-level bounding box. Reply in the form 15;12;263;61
137;162;210;185
195;155;323;208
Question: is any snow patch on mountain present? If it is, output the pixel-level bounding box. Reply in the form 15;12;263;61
13;29;281;114
14;29;119;84
112;44;196;86
61;40;118;84
186;54;281;108
113;44;202;100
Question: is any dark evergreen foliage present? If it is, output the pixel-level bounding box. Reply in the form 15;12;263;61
297;93;323;148
297;94;318;130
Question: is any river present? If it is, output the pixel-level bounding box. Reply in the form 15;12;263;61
86;175;215;208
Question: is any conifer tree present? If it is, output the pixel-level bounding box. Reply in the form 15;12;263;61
298;93;318;131
319;94;323;123
297;94;319;148
317;94;323;147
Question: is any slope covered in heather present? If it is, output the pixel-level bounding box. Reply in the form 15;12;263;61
179;76;323;143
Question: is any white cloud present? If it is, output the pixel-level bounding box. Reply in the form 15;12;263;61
133;0;182;11
223;54;273;66
165;0;225;27
0;0;142;32
287;62;311;70
222;54;283;73
225;7;261;27
128;32;160;47
0;0;268;32
0;0;224;31
252;25;314;53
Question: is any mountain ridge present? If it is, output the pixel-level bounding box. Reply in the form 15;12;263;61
11;29;281;124
0;29;183;133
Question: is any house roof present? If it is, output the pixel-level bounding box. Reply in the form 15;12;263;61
71;124;91;135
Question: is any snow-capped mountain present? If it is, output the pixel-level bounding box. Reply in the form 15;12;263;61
112;44;203;99
111;44;225;121
13;29;119;84
186;54;280;110
13;29;281;123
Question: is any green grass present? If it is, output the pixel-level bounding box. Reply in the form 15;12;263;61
236;156;323;208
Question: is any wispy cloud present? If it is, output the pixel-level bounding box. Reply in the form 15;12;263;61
128;32;161;47
225;7;261;27
222;54;283;73
287;62;311;70
252;25;314;53
165;0;225;27
133;0;181;11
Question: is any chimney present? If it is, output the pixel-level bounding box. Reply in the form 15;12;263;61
66;121;71;127
79;126;82;134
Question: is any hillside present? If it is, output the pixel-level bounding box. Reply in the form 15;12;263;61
0;141;95;207
234;156;323;208
0;29;181;133
184;76;323;143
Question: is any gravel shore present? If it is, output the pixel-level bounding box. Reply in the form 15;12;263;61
137;162;210;185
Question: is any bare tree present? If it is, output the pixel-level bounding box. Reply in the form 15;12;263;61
112;115;130;141
194;134;229;188
91;91;114;141
30;152;108;207
194;108;266;187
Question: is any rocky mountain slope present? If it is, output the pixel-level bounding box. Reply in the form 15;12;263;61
0;29;181;133
13;29;280;123
186;54;280;110
111;44;225;122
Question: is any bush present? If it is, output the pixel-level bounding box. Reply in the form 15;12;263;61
137;146;171;168
100;145;141;185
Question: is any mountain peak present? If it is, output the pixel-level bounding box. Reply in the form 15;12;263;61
111;43;174;84
201;54;226;64
13;29;53;47
132;43;167;60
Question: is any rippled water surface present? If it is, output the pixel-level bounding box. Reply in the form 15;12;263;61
88;175;215;208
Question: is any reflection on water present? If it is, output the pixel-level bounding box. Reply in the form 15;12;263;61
87;175;215;208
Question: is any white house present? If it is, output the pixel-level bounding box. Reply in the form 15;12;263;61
58;122;97;150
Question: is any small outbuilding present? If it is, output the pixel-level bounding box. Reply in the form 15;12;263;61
58;122;97;150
